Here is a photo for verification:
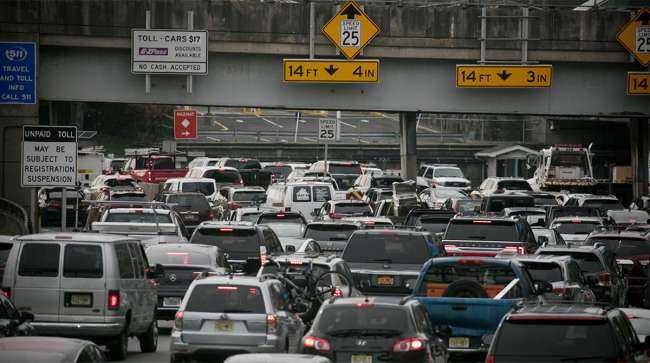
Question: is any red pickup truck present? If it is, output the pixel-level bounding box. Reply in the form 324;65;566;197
125;155;187;184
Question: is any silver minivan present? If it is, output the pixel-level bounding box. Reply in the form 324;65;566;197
1;233;162;361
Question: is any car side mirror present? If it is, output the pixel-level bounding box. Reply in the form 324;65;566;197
286;245;296;253
534;280;553;294
146;264;165;279
19;311;34;323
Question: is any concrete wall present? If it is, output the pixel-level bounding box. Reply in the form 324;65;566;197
0;0;635;62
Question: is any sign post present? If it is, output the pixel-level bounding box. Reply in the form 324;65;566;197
173;109;198;139
0;42;37;104
22;125;78;231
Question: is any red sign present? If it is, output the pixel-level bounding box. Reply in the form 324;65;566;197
174;110;197;139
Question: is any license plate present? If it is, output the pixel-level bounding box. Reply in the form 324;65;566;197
449;337;470;349
351;355;372;363
215;320;233;332
70;293;92;307
377;276;394;285
163;297;181;307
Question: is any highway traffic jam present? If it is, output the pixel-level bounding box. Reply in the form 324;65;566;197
4;147;650;363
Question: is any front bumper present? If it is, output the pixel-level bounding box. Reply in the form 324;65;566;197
31;320;125;338
170;330;282;357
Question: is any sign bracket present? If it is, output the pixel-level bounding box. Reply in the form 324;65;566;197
187;11;194;94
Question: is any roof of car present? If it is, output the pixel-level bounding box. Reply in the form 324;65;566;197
194;275;265;286
145;243;218;252
165;177;215;183
452;215;519;222
327;296;408;307
329;200;369;205
188;166;239;172
350;229;428;237
537;245;605;255
224;354;332;363
515;254;573;264
551;216;603;223
508;304;609;320
569;194;619;200
224;186;265;191
197;221;256;229
106;208;171;214
587;230;650;240
0;337;93;362
306;221;359;226
17;232;137;243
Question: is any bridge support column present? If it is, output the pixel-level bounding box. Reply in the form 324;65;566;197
630;118;649;200
399;112;417;180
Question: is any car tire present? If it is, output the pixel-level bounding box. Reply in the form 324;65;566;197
442;280;488;298
138;319;158;353
108;329;129;361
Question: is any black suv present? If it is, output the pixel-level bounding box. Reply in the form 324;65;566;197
404;209;456;236
537;245;627;307
486;304;650;362
342;229;444;295
442;215;538;257
301;296;449;363
190;222;283;274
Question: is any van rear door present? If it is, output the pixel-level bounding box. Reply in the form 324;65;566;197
59;243;106;323
12;242;61;322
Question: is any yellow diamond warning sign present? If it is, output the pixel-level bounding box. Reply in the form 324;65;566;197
616;8;650;66
321;0;380;60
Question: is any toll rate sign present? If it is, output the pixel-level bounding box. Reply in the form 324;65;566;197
456;65;553;88
22;125;78;187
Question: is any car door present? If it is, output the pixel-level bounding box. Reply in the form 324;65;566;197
59;242;106;324
12;242;61;322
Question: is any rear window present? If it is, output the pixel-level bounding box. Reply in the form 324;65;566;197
104;178;138;188
151;157;175;169
608;210;650;224
534;196;558;206
588;238;650;257
181;182;215;196
19;243;60;277
304;225;358;241
63;244;103;278
457;200;481;214
110;160;125;170
315;306;409;336
111;193;148;202
292;186;312;202
146;249;211;266
419;263;518;295
185;285;266;313
553;222;600;235
166;194;210;209
486;197;535;212
493;320;616;359
224;159;262;170
233;191;266;202
191;228;259;254
496;180;532;191
522;262;563;283
433;168;463;178
328;163;362;175
583;199;623;212
343;233;430;264
105;212;172;224
263;165;292;176
417;217;450;234
432;189;465;199
371;177;402;188
445;222;518;242
334;203;372;216
204;170;241;183
313;186;332;202
538;251;604;273
258;214;304;224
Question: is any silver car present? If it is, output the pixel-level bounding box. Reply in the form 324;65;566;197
0;336;106;363
224;353;332;363
170;275;304;362
1;233;161;361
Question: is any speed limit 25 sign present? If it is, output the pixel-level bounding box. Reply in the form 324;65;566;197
321;0;380;60
318;119;340;141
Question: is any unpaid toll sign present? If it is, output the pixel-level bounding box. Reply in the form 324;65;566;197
322;0;380;59
22;125;77;187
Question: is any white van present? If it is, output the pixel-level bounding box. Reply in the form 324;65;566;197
159;177;218;202
264;182;335;222
186;157;221;169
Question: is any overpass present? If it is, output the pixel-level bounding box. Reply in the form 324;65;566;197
2;0;650;215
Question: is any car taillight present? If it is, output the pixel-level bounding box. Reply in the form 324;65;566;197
239;179;244;186
260;254;268;266
597;272;612;286
333;287;343;298
192;271;202;280
502;245;526;255
1;287;10;299
328;212;342;219
108;290;120;310
444;244;459;253
174;311;184;330
485;354;496;363
392;338;426;352
271;175;277;183
303;336;331;352
267;314;278;334
228;202;241;209
145;170;152;183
